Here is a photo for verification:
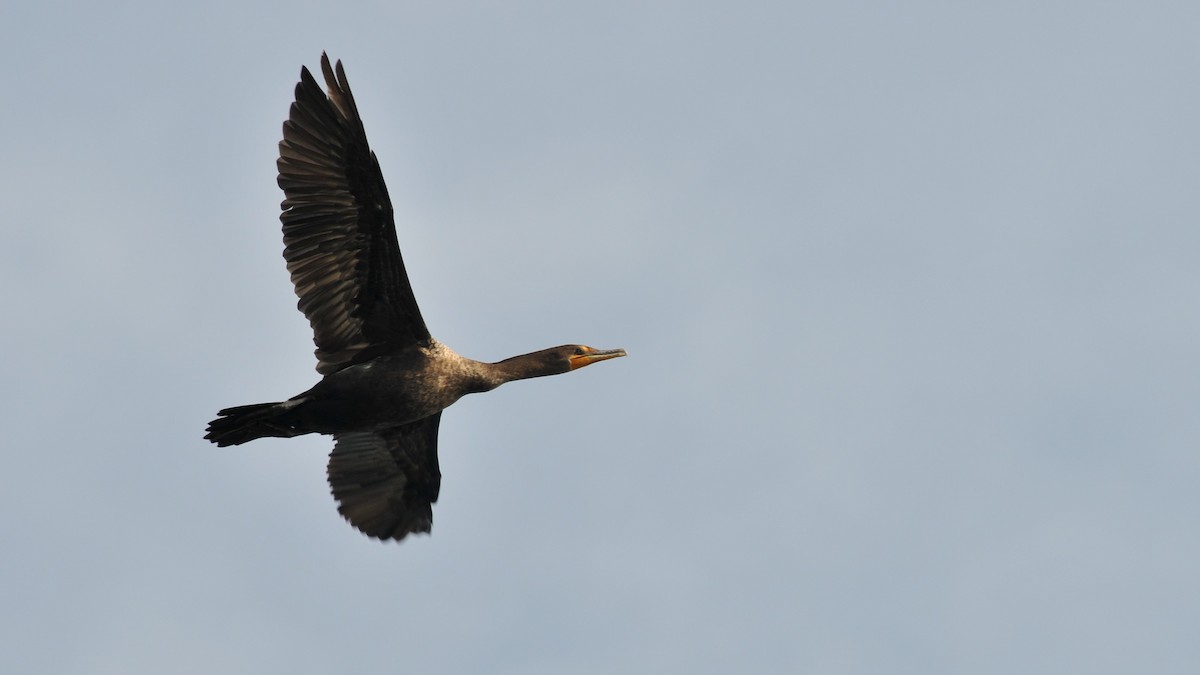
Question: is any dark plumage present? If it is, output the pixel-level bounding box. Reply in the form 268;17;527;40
205;54;625;542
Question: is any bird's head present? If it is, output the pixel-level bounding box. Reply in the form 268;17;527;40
564;345;627;371
492;344;626;382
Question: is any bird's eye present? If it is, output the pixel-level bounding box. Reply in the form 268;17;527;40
573;348;584;356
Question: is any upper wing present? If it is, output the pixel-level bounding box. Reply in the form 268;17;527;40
327;413;442;541
278;53;430;375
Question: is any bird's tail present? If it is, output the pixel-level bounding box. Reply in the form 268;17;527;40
205;401;303;447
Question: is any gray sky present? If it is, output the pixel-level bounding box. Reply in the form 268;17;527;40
3;1;1198;673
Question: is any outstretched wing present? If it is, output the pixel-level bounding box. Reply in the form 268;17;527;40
327;413;442;541
278;53;430;375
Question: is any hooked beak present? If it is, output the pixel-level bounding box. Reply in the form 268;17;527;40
569;347;627;370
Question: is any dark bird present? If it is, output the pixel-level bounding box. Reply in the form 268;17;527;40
205;54;625;542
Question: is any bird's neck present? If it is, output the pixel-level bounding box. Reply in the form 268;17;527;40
430;341;564;392
477;350;563;388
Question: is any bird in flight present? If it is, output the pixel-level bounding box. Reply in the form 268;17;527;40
205;54;625;541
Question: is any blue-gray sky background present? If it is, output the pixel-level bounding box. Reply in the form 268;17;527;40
3;2;1198;673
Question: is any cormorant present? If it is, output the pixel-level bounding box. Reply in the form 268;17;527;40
205;54;625;541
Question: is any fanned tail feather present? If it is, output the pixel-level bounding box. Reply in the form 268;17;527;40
205;401;299;447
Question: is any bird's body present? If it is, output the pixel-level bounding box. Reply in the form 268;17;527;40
205;54;624;541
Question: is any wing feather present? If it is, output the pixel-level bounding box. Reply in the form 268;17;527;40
278;53;430;375
327;413;442;541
